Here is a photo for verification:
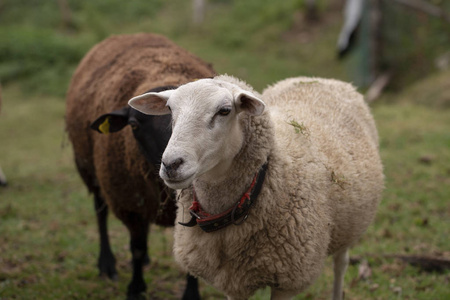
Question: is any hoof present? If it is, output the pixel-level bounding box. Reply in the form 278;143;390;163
100;271;118;281
98;252;117;280
126;293;146;300
182;274;201;300
127;279;146;300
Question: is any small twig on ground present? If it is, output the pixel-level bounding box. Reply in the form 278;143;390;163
365;72;391;103
350;254;450;273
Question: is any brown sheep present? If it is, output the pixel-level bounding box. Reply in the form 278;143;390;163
65;33;215;300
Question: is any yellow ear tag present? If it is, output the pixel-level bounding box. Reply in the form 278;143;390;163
99;116;111;134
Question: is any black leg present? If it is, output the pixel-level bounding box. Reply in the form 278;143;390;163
125;212;150;300
94;192;117;280
182;274;201;300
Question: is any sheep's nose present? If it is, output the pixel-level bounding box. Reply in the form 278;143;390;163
162;158;184;177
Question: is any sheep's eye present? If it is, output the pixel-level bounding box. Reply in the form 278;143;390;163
129;120;139;130
217;107;231;116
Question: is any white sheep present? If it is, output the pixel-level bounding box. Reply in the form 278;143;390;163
128;75;384;300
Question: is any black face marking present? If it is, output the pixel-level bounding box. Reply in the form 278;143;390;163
129;119;139;130
130;109;172;166
130;85;177;165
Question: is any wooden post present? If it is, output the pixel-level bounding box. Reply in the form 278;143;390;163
193;0;206;25
305;0;319;21
57;0;74;31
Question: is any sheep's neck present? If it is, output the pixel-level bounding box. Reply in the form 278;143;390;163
193;114;273;215
193;166;260;215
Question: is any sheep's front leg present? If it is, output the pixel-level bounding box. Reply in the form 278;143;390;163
94;192;117;280
332;248;349;300
182;274;201;300
125;212;150;300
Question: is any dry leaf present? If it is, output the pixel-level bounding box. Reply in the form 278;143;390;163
358;259;372;280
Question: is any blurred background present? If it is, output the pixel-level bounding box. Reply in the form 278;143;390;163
0;0;449;299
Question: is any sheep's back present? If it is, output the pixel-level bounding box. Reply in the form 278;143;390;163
67;33;215;129
262;77;383;253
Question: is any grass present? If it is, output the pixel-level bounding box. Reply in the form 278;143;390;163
0;0;350;96
1;74;449;300
340;101;450;300
287;119;309;136
1;0;449;299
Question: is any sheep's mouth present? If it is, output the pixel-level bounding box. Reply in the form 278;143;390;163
164;174;195;189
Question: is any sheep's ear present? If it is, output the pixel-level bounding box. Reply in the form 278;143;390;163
235;91;265;116
128;90;173;115
90;107;129;134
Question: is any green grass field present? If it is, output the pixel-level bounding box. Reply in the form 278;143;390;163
1;78;449;300
1;1;449;299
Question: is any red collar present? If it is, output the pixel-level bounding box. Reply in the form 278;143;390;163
179;162;268;232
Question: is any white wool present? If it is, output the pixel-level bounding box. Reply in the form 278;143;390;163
150;75;383;299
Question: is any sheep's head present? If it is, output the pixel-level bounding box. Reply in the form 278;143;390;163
90;86;176;167
128;78;265;189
